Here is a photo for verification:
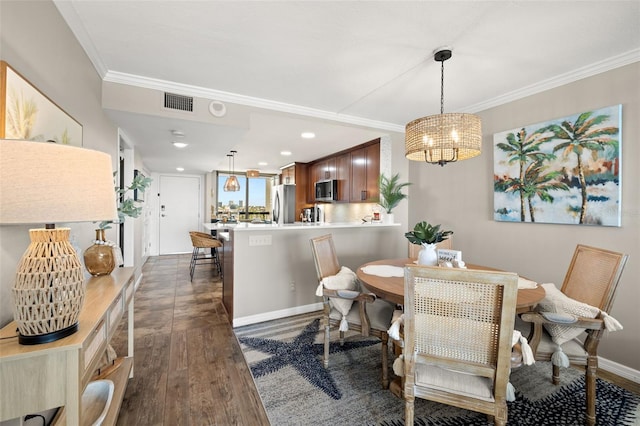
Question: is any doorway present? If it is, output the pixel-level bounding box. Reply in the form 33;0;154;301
159;175;201;254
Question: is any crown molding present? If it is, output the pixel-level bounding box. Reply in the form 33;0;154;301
465;48;640;114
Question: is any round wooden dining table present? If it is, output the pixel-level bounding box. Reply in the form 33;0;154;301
356;258;545;313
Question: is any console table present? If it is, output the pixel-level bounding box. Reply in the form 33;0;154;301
0;268;135;425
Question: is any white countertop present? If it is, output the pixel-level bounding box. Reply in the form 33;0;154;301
203;221;400;232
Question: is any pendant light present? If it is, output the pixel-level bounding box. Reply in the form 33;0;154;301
223;150;240;192
405;49;482;166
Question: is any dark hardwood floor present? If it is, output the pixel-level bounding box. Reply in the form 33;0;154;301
110;254;269;426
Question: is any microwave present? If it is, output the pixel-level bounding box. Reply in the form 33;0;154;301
315;179;338;201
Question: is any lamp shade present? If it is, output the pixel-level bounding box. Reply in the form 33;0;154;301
223;175;241;192
405;113;482;163
0;140;118;224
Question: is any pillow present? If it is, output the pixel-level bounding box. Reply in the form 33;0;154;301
316;266;359;320
537;283;599;345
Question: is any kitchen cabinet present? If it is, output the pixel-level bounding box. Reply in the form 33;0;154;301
335;152;351;202
279;162;308;219
0;268;135;426
350;141;380;202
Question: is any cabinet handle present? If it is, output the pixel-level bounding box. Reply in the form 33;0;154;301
361;190;366;201
324;171;329;179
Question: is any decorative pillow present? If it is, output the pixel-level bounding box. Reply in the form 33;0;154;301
316;266;359;319
537;283;599;345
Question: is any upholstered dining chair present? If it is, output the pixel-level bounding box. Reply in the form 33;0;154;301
310;234;395;389
403;265;518;426
189;231;222;281
518;244;628;426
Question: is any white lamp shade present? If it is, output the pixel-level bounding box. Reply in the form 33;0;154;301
0;140;118;224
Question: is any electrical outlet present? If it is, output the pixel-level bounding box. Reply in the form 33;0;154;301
249;235;272;246
289;281;296;291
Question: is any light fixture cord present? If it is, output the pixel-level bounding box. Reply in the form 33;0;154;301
440;59;445;115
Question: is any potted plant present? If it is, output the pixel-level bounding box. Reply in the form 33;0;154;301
405;221;453;265
84;172;153;275
377;173;411;223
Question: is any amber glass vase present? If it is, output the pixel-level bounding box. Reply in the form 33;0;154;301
84;229;116;276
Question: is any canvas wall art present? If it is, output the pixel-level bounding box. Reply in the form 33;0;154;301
0;61;82;146
493;105;621;227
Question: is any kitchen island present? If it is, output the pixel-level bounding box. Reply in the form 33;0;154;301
204;222;404;327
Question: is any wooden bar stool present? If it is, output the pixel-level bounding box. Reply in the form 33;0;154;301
189;231;222;281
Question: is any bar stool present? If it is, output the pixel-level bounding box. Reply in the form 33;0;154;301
189;231;222;281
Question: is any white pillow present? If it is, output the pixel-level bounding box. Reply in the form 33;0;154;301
537;283;599;345
320;266;359;317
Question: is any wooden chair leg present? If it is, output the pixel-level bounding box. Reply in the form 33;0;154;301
405;397;415;426
552;363;561;385
339;330;345;346
381;333;389;389
323;322;330;368
586;357;598;426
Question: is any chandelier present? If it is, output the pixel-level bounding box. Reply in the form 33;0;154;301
405;49;482;166
223;150;240;192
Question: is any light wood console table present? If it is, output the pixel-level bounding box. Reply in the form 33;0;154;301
0;268;135;425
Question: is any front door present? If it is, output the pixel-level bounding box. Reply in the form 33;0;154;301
159;175;201;254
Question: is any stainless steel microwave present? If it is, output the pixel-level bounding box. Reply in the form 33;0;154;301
315;179;338;201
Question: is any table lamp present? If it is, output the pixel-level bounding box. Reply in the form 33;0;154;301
0;139;117;345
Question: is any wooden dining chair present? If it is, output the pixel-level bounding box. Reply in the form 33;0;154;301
403;265;518;426
310;234;395;389
408;237;453;260
189;231;222;281
519;244;628;426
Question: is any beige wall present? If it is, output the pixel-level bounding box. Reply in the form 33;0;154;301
0;1;146;326
408;62;640;370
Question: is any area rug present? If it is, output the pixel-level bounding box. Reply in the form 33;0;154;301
235;312;640;426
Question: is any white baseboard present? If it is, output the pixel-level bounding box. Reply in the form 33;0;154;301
233;303;323;328
599;356;640;384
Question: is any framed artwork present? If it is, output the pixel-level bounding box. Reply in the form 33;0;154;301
0;60;82;146
493;105;621;227
134;170;145;202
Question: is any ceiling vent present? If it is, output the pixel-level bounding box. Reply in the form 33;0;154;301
164;92;193;112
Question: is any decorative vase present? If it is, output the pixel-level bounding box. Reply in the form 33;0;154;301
385;213;395;224
84;229;116;276
417;243;438;266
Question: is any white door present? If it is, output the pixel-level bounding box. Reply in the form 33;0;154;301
159;175;201;254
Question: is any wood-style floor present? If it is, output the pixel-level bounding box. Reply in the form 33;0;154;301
110;254;269;426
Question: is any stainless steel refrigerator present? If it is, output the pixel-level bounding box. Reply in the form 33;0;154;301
272;184;296;224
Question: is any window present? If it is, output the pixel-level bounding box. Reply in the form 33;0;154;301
216;172;273;222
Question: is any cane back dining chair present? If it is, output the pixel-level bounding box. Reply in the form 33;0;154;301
310;234;395;389
403;265;518;426
189;231;222;281
519;244;628;426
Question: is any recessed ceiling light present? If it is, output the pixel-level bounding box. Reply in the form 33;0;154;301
171;130;185;138
301;132;315;139
258;161;268;166
172;141;188;148
280;151;292;156
176;167;184;172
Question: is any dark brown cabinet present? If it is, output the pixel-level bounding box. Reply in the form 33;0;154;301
279;162;308;219
350;141;380;202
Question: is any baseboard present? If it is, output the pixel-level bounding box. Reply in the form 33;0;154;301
233;303;323;328
599;356;640;384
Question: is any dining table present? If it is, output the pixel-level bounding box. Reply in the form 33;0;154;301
356;258;546;314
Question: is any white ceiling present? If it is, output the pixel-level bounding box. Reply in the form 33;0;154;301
54;1;640;174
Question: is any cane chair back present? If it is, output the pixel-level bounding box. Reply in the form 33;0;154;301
403;265;518;426
519;244;628;426
310;234;394;389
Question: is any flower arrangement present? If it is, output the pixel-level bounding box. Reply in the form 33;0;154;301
405;221;453;245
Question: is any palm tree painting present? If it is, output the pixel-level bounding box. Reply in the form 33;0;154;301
494;105;621;226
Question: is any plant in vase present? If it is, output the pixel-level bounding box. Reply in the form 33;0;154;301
404;221;453;266
84;172;153;275
377;173;411;223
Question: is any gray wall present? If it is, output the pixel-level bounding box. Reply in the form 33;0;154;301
408;62;640;371
0;0;147;326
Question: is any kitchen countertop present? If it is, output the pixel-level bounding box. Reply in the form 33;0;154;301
203;221;401;232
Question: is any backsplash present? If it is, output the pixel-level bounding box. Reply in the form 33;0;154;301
322;203;384;223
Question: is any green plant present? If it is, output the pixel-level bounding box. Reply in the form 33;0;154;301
377;173;411;213
98;172;153;229
405;221;453;245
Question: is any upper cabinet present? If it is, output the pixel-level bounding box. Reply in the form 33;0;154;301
307;139;380;204
350;141;380;202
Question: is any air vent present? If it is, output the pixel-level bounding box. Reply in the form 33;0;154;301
164;92;194;112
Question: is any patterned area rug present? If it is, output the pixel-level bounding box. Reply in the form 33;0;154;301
235;312;640;426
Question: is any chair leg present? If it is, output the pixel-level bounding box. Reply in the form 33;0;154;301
585;357;598;426
494;402;507;426
323;322;330;368
552;363;561;385
190;247;198;281
339;330;345;346
381;332;389;389
405;397;415;426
